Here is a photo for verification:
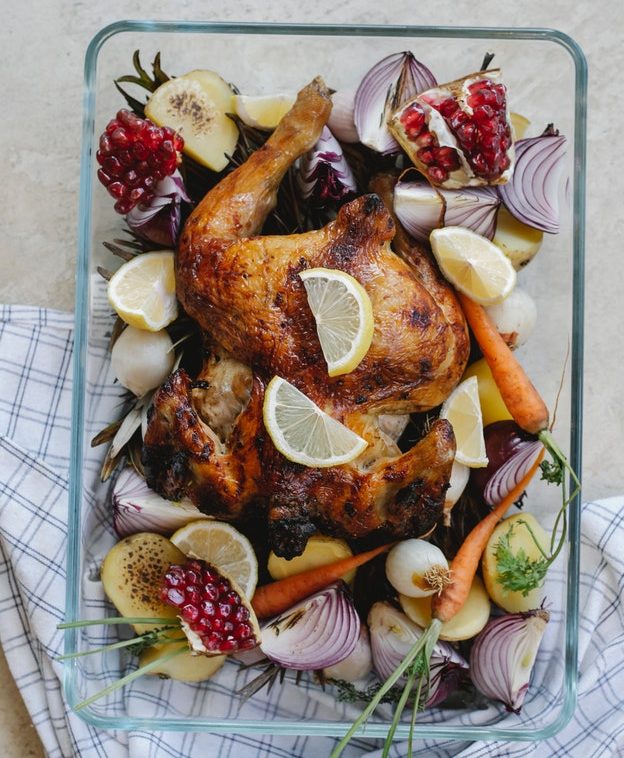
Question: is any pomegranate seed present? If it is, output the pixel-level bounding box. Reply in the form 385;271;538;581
107;181;126;199
239;639;257;650
456;122;477;148
233;606;250;623
220;639;238;652
427;166;448;183
206;633;224;651
185;585;201;604
165;587;186;606
181;603;200;622
222;621;234;634
500;154;511;171
201;599;215;616
225;591;239;606
97;169;111;186
435;146;459;170
218;602;232;618
471;151;489;175
417;147;435;166
450;110;469;130
400;104;426;136
473;105;496;124
216;581;230;596
184;568;201;585
95;109;184;214
202;584;219;601
235;623;252;640
196;617;212;632
438;98;458;118
212;617;224;632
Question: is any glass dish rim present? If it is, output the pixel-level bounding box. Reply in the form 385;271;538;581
65;19;587;741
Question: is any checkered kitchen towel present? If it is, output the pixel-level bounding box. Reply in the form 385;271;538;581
1;302;623;758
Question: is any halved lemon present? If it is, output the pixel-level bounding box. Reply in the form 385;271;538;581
440;376;488;468
263;376;368;468
233;93;296;130
299;268;374;377
107;251;178;331
170;521;258;599
429;226;516;305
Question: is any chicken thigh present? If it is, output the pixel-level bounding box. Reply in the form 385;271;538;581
143;77;470;557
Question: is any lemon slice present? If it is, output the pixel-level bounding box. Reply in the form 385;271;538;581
429;226;516;305
299;268;374;377
170;521;258;599
233;93;296;130
263;376;368;468
440;376;488;468
107;251;178;331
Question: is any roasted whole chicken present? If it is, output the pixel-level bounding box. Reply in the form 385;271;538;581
143;77;470;558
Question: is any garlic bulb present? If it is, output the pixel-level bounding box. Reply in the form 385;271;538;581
385;539;450;598
111;326;175;397
469;609;549;713
112;467;209;537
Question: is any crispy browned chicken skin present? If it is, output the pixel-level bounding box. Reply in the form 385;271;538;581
143;77;470;557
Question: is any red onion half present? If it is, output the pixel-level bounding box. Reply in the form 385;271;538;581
260;582;360;670
484;440;544;506
297;127;357;206
112;467;208;537
470;609;549;713
355;52;437;154
368;602;467;706
498;134;567;233
394;179;500;243
126;169;191;246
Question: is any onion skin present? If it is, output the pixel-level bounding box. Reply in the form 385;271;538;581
498;134;567;234
469;609;549;712
355;52;437;154
260;582;360;671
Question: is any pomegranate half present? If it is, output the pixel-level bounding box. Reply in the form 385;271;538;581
389;69;515;189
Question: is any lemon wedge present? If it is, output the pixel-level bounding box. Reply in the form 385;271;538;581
299;268;374;377
107;251;178;331
440;376;488;468
233;93;296;130
429;226;516;305
263;376;368;468
170;521;258;600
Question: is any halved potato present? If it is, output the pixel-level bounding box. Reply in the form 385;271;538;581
493;207;543;270
139;636;226;682
268;535;355;584
100;532;186;634
145;70;238;171
482;512;549;613
399;575;491;641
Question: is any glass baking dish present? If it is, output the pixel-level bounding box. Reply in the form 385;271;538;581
64;20;586;742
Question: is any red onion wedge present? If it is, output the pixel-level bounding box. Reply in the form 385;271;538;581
470;609;549;713
394;178;500;243
484;440;544;507
260;582;360;671
498;134;567;233
298;127;357;206
355;52;437;154
112;467;209;537
368;602;467;707
126;169;191;247
328;91;359;143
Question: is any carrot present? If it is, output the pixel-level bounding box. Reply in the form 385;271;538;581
251;542;392;619
458;292;549;435
431;448;545;623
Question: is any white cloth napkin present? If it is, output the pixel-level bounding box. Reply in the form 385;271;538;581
0;303;623;758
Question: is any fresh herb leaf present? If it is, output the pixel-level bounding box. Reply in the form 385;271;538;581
494;526;549;596
540;458;564;485
331;679;407;705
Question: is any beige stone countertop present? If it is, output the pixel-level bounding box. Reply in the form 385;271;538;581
2;1;623;756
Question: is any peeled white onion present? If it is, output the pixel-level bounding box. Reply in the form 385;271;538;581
484;287;537;350
111;326;175;397
385;539;450;598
